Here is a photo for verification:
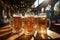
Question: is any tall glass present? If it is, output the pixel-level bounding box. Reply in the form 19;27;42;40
37;13;48;39
10;14;22;33
24;12;35;35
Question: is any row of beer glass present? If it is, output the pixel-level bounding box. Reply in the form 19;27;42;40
9;12;48;39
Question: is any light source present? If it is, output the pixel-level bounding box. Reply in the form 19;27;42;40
32;0;44;8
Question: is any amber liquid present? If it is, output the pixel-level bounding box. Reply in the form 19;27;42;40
37;17;47;39
12;17;22;31
37;17;47;31
24;17;35;33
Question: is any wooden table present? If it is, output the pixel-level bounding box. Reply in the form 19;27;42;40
0;25;60;40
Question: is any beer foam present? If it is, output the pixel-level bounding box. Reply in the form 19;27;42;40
21;16;25;18
39;13;47;17
34;15;39;18
13;14;21;17
25;14;34;17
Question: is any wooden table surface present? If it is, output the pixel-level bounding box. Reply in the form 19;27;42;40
0;25;60;40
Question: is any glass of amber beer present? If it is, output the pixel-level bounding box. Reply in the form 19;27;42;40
10;14;22;33
24;12;35;35
37;13;48;39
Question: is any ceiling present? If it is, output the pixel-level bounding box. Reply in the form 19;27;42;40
31;0;58;12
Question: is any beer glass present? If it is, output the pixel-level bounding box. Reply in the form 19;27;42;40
37;13;50;39
24;12;35;35
10;13;22;33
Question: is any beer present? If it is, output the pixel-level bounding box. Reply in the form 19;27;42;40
24;13;35;35
37;17;47;32
24;17;35;33
37;13;47;39
12;14;22;32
